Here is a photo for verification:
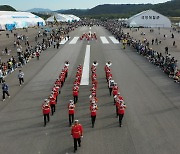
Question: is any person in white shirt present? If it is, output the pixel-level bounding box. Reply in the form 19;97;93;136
18;70;24;86
0;69;3;83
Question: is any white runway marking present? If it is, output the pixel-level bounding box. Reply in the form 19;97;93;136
80;45;90;85
109;36;119;44
100;36;109;44
69;37;79;44
60;37;69;44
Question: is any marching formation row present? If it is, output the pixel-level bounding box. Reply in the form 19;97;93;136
89;61;99;128
68;64;83;126
80;33;97;41
105;61;127;127
41;61;69;127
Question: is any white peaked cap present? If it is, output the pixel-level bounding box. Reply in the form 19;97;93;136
106;61;112;67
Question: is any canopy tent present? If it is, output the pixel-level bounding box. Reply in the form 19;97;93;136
129;21;137;27
0;11;45;30
46;14;69;23
46;14;80;23
67;15;80;21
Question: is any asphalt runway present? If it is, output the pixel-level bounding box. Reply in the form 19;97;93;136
0;26;180;154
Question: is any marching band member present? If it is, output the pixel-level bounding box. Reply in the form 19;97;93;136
49;93;56;115
91;61;98;72
89;94;98;104
114;96;122;117
108;77;114;96
117;101;126;127
64;61;70;78
54;79;61;94
90;101;98;128
42;99;50;127
90;86;96;97
73;84;79;103
71;120;83;153
59;71;65;87
112;83;119;97
92;78;98;89
53;85;59;101
68;100;75;126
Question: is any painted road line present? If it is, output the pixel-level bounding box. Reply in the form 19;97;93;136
80;45;90;85
100;36;109;44
60;37;70;44
69;37;79;44
109;36;119;44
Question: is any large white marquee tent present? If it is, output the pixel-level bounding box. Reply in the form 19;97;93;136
67;14;80;21
46;14;80;23
127;10;171;28
0;11;45;30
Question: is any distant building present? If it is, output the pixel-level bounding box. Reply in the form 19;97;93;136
127;10;171;28
0;11;45;30
46;14;80;23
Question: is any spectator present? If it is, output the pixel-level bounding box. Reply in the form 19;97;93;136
2;81;10;101
18;70;24;86
0;69;3;83
165;46;168;54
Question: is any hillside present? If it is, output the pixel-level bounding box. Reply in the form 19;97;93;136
88;4;152;15
153;0;180;17
56;0;180;18
56;9;88;16
0;5;16;11
32;12;51;20
1;0;180;19
27;8;52;13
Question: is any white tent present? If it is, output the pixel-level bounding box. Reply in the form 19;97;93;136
46;14;67;22
0;18;14;30
67;15;80;21
0;11;45;30
130;21;137;27
46;13;80;23
127;10;171;28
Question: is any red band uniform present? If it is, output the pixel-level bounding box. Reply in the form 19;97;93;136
71;121;83;152
68;101;75;126
42;100;50;126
